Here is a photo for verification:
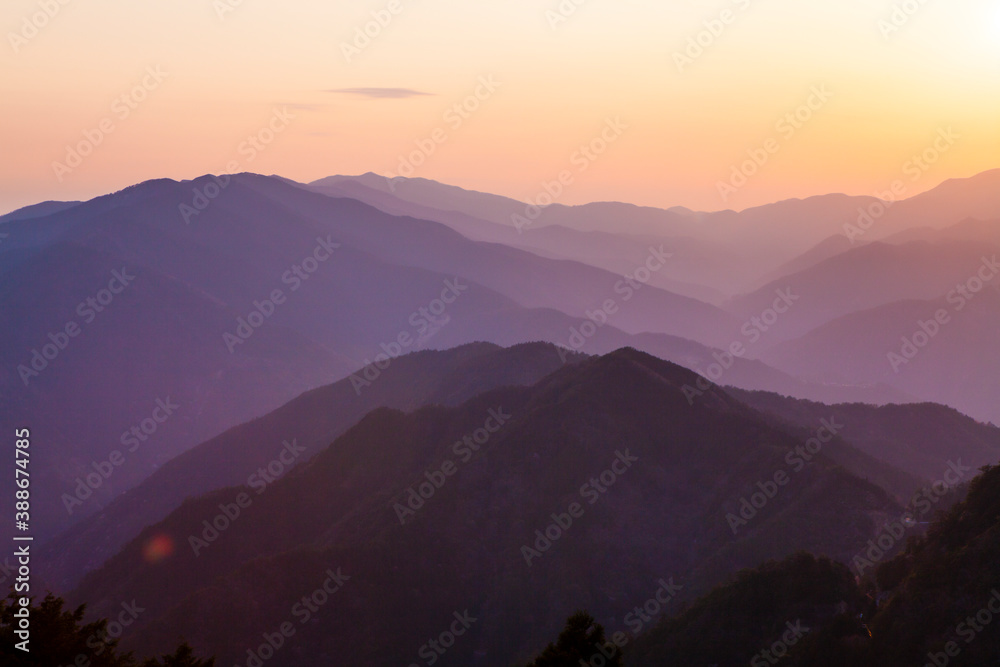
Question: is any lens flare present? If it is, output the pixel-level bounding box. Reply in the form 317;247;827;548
142;533;175;564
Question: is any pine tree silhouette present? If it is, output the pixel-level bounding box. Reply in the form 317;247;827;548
526;611;623;666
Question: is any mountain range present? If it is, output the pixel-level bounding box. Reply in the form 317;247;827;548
2;167;1000;665
68;348;909;666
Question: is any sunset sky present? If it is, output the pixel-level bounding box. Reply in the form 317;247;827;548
2;0;999;215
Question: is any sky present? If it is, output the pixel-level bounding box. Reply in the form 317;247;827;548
2;0;1000;215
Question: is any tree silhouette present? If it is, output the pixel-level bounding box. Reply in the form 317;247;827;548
526;611;623;666
0;592;213;667
142;642;215;667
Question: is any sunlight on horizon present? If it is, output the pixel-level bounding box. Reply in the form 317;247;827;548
2;0;999;215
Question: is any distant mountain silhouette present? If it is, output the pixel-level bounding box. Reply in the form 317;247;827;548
5;172;915;543
0;199;81;223
727;239;1000;345
763;290;1000;425
315;170;1000;295
730;388;1000;483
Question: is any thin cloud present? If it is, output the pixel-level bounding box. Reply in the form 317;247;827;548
280;103;331;111
327;87;434;99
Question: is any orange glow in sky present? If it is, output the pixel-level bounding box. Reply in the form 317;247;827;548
2;0;999;215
